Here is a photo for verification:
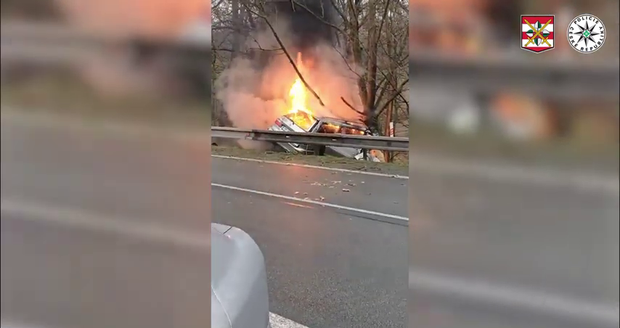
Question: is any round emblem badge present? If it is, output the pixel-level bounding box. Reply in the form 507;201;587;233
567;14;606;54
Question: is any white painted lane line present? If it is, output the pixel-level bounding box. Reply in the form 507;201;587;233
1;107;210;142
215;153;618;193
10;106;615;193
1;314;311;328
409;269;620;326
1;199;210;250
212;155;409;179
1;321;41;328
0;314;310;328
7;108;616;194
1;200;310;328
215;154;619;194
211;183;409;222
270;312;309;328
3;313;311;328
411;155;619;194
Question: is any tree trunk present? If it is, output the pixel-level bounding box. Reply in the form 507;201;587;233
364;0;379;123
383;101;393;162
347;0;367;117
231;0;241;59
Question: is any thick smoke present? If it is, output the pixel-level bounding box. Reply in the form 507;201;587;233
215;2;363;130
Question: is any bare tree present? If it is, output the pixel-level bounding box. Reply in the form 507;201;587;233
212;0;409;141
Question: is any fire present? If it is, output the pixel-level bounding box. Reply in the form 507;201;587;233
286;52;316;130
288;56;308;115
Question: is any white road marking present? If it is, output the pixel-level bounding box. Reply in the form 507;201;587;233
2;313;309;328
411;154;619;194
1;200;310;327
270;312;309;328
5;107;617;194
1;322;41;328
215;154;618;193
409;269;620;326
1;199;210;250
212;155;408;179
211;183;409;222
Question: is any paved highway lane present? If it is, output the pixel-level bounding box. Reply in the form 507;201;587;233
212;186;408;328
212;156;408;220
2;112;409;328
1;209;211;328
409;159;620;328
1;114;213;328
1;115;215;231
211;156;409;327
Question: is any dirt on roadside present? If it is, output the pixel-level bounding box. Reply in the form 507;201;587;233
212;146;409;176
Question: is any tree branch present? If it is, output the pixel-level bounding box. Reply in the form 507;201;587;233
375;0;391;43
244;1;326;106
340;97;365;116
288;0;348;36
376;78;408;117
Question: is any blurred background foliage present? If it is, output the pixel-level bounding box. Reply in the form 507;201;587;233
1;0;211;127
409;0;619;171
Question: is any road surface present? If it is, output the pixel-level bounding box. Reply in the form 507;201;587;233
211;157;408;327
1;112;409;328
213;150;619;328
1;113;213;328
409;155;619;327
3;111;618;328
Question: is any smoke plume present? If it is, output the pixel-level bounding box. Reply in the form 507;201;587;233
215;13;363;130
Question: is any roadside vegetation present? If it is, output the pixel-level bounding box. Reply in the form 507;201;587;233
212;145;408;175
3;73;617;173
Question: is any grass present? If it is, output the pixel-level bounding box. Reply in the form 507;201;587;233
1;73;409;174
3;72;617;173
212;146;409;176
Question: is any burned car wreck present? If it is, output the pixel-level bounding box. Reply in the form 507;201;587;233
268;111;383;162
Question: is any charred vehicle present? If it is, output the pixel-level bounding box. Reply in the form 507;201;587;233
268;111;383;162
264;51;383;162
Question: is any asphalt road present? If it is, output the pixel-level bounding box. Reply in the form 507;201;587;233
1;114;214;328
212;157;408;328
213;152;620;328
1;112;409;328
3;111;618;328
409;158;619;328
211;155;408;219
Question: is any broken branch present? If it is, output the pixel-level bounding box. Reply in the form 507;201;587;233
340;97;365;116
245;2;326;107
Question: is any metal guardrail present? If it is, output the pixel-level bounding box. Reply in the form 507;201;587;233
1;22;210;65
212;127;409;152
410;51;620;98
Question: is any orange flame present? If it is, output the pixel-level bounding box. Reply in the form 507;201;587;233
286;52;316;130
288;52;313;115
